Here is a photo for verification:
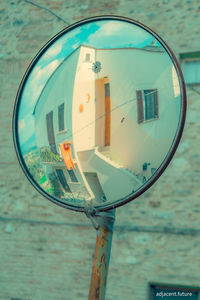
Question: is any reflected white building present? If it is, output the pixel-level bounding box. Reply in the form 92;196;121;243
33;44;180;204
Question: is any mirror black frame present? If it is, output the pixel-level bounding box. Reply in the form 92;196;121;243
12;15;187;212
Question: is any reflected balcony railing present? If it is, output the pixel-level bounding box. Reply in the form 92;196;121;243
40;145;63;163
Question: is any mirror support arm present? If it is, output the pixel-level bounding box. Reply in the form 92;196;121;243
87;209;116;300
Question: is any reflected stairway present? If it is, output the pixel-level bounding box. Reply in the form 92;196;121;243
98;146;142;187
77;147;142;203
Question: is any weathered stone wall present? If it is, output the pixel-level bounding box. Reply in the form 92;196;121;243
0;0;200;299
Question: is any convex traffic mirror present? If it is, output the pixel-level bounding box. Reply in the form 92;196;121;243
13;16;186;212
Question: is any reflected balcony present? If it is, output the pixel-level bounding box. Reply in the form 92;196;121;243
39;145;64;166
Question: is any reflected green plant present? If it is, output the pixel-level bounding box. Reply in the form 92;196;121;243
40;147;63;163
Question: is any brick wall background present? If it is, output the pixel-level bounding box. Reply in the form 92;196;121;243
0;0;200;299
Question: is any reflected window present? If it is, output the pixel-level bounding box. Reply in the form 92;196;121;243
85;53;91;62
180;51;200;85
58;103;64;131
136;89;158;123
46;111;57;154
55;169;71;193
68;169;78;182
149;283;200;299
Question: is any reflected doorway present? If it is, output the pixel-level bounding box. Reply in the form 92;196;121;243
95;77;111;148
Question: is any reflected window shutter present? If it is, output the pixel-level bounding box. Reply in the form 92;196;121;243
136;90;144;123
154;89;159;118
58;103;64;131
56;169;72;193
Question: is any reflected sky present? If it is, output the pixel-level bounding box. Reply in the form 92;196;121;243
18;19;161;148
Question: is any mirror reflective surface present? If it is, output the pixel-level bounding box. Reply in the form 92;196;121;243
13;16;186;211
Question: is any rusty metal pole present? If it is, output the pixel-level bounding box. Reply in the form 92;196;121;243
88;209;116;300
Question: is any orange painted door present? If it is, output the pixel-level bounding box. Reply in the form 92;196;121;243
104;83;111;146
